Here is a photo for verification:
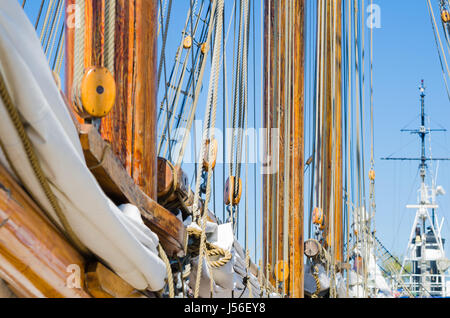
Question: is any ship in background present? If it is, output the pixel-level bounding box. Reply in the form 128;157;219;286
383;81;450;298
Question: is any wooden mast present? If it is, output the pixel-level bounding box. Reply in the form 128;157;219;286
66;0;158;200
291;0;305;298
65;0;186;253
263;0;305;298
97;0;158;199
333;0;343;266
321;0;343;266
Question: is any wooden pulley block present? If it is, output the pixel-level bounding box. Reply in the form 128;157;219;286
74;66;116;119
203;139;218;171
157;157;190;210
304;239;321;259
157;157;175;198
274;261;289;283
200;42;208;54
442;10;450;23
183;36;192;49
312;207;324;226
368;169;376;181
224;176;242;206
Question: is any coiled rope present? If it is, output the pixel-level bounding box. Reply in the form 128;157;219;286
187;227;232;269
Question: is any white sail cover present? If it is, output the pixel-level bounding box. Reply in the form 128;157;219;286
0;1;166;291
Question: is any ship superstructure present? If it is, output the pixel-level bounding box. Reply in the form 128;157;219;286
383;81;450;297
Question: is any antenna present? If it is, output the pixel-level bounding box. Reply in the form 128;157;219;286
381;80;450;182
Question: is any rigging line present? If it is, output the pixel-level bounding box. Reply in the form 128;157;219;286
427;0;450;102
47;5;64;63
52;23;65;71
252;0;257;262
161;1;208;160
170;10;212;156
73;0;85;95
175;0;218;166
230;0;244;181
157;1;203;126
104;0;116;75
263;0;269;281
39;0;56;44
159;0;198;160
157;0;168;36
307;0;319;240
44;0;63;56
221;1;237;209
193;0;224;298
34;0;45;30
222;4;227;224
157;0;173;87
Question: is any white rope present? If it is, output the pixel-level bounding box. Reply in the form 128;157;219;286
193;0;224;298
73;0;86;94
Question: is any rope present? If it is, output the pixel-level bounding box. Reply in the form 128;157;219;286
191;0;224;298
245;250;253;298
104;0;116;75
0;69;90;257
73;0;86;102
427;0;450;102
39;0;55;44
311;265;321;298
187;227;232;269
158;244;175;298
157;0;173;87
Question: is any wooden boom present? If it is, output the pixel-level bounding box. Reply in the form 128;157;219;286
0;163;90;298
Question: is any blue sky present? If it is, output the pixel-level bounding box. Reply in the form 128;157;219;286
20;0;450;264
371;0;450;258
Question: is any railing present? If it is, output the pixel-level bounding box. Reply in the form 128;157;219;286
400;273;449;297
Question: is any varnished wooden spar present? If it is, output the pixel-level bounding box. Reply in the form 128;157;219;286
0;161;150;298
289;0;305;298
321;0;343;265
0;163;90;298
333;0;343;265
99;0;158;200
263;0;305;298
66;0;158;200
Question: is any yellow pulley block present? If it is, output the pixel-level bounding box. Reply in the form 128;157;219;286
224;176;242;206
369;169;376;181
274;261;289;283
312;207;324;226
201;43;208;54
79;66;116;118
183;36;193;49
203;139;218;171
442;10;450;23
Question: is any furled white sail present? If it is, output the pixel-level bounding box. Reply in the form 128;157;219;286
0;1;166;291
